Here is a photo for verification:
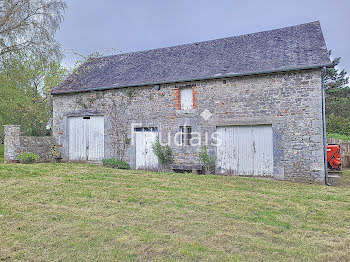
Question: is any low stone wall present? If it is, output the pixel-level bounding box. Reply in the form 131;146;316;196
327;138;350;168
4;125;55;163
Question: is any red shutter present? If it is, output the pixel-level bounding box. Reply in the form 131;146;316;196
173;88;181;110
192;86;198;109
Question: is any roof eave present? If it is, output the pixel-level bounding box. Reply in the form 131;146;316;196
51;63;333;95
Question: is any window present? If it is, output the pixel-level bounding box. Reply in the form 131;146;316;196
180;87;193;110
180;126;192;146
134;127;158;132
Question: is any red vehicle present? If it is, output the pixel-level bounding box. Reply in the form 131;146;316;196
327;144;342;171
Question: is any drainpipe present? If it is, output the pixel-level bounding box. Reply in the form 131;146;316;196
321;66;331;186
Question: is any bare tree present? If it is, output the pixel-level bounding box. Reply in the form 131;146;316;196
0;0;67;63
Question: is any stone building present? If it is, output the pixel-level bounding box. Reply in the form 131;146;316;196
51;21;332;183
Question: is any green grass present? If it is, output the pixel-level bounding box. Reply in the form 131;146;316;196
0;163;350;261
0;144;3;162
327;132;350;142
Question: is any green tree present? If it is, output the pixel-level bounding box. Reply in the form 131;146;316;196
325;51;350;136
0;0;67;64
0;0;68;143
325;51;349;90
0;56;67;142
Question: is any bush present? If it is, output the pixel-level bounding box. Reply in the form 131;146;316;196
18;152;39;164
199;146;216;174
326;114;350;136
152;139;173;171
326;133;350;142
102;159;130;169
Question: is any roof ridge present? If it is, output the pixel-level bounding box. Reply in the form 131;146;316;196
92;21;321;61
53;21;331;95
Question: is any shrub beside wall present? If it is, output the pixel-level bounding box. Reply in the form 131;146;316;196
102;159;130;169
326;115;350;136
18;152;39;164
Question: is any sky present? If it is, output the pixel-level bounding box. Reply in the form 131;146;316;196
56;0;350;74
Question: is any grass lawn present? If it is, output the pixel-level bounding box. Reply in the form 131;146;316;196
0;164;349;261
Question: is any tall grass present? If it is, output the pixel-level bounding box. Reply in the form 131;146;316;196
327;132;350;142
0;144;4;162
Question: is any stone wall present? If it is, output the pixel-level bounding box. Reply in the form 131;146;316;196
52;69;325;183
4;125;55;163
4;125;21;163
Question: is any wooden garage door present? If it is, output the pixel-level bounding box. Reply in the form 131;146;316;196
216;125;273;176
135;127;158;170
68;116;104;161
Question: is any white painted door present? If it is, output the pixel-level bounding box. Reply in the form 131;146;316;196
68;116;104;161
68;117;87;161
135;128;158;170
87;116;104;161
216;125;273;176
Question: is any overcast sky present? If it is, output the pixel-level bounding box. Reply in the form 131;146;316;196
56;0;350;74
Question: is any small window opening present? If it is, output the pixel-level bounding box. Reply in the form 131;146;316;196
223;79;227;84
134;127;158;132
180;126;192;146
83;116;90;119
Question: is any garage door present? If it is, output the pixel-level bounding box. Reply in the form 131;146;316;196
68;116;104;161
216;125;273;176
135;127;158;170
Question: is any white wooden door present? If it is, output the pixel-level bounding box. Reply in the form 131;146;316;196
68;116;104;161
216;125;273;176
135;128;158;170
87;116;104;161
68;117;87;161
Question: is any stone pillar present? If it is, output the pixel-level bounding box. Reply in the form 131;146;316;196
4;125;21;163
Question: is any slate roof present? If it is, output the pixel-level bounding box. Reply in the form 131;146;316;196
52;21;331;94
